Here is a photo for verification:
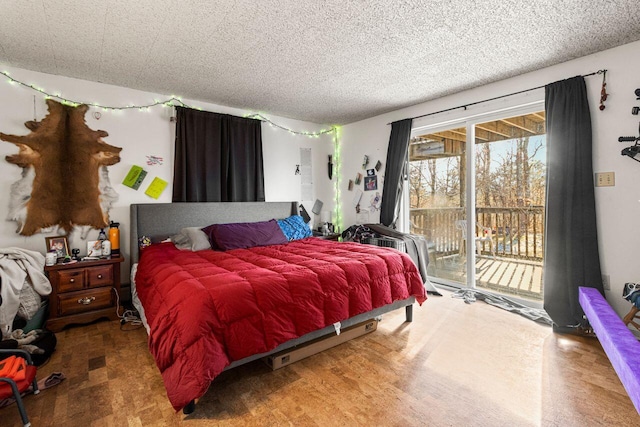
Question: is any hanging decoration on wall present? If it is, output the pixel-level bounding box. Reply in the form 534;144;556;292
1;70;340;138
632;88;640;115
246;113;337;137
1;70;190;111
146;155;164;166
599;70;608;111
369;192;381;211
145;177;168;199
364;175;378;191
619;125;640;162
122;165;148;190
619;90;640;163
2;68;345;231
0;99;121;235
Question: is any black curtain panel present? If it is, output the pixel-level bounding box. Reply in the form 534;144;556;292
543;76;604;331
172;107;265;202
380;119;413;227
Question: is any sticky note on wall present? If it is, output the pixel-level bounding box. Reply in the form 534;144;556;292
144;177;168;199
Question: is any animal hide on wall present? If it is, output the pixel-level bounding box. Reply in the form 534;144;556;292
0;99;121;236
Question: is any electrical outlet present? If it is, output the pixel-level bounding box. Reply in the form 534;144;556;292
595;172;615;187
602;274;610;290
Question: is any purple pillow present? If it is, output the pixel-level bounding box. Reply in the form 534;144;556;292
202;219;288;251
200;224;220;250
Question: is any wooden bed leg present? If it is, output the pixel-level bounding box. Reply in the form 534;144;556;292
405;304;413;322
183;400;196;415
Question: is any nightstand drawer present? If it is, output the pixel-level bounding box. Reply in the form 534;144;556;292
57;269;86;292
57;288;114;316
87;265;113;288
45;255;124;331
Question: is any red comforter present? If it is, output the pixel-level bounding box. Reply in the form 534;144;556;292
135;238;426;411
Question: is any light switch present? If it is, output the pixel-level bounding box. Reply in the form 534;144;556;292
595;172;615;187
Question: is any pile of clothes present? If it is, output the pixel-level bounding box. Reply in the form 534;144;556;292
1;247;55;364
0;328;57;366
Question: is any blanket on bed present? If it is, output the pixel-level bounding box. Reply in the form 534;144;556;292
135;238;426;411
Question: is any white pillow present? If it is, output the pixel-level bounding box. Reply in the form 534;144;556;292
171;227;212;251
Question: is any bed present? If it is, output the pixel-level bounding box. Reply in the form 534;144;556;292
130;201;426;413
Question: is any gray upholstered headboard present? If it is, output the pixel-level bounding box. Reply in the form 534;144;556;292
130;202;298;263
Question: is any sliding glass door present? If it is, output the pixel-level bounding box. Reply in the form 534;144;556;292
407;105;546;303
408;123;467;286
472;114;546;302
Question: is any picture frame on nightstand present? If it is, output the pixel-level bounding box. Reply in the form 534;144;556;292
45;236;69;260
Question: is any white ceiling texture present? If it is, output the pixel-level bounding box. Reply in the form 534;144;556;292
1;1;640;125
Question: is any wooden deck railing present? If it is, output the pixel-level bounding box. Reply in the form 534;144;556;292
410;206;544;261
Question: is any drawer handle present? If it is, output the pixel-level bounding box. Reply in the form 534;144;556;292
97;274;103;279
70;278;75;283
78;296;96;305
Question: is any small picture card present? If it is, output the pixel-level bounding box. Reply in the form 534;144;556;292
364;175;378;191
122;165;147;190
352;189;363;207
375;160;382;171
145;177;168;199
362;155;369;169
87;240;102;257
348;179;354;191
355;173;362;185
366;168;375;176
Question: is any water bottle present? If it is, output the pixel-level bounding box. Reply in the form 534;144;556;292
109;221;120;255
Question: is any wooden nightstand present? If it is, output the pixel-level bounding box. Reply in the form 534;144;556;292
312;231;341;241
44;256;123;332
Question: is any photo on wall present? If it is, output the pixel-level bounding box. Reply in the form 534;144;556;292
364;175;377;191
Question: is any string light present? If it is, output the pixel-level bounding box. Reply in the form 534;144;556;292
1;70;338;137
332;127;342;233
1;69;191;110
246;113;337;137
3;68;344;227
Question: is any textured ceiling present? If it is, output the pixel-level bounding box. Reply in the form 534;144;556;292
1;1;640;125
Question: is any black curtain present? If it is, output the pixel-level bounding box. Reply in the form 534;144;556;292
380;119;413;227
543;76;604;331
172;107;265;202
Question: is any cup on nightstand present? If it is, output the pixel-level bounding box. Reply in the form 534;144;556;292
45;251;57;266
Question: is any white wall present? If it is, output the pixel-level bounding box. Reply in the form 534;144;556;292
0;65;335;283
339;40;640;320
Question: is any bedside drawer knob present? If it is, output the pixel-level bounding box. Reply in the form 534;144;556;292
78;296;96;305
70;278;75;283
97;274;103;279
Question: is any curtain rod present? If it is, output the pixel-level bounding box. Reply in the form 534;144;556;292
388;69;606;125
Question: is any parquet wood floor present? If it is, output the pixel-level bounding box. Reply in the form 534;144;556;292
2;290;638;426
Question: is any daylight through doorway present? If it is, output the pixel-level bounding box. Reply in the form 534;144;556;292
408;109;546;304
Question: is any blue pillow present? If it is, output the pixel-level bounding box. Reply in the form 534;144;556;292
277;215;312;241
